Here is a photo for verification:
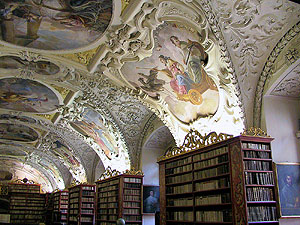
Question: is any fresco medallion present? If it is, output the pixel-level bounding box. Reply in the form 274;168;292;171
121;22;219;124
0;56;60;75
70;108;119;160
0;0;113;50
0;123;38;142
0;78;60;113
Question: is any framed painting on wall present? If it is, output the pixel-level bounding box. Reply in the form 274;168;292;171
275;163;300;218
143;185;160;214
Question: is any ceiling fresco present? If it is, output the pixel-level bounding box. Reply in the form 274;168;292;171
0;0;113;51
0;123;38;142
0;78;60;113
122;22;219;124
0;0;299;191
0;56;60;75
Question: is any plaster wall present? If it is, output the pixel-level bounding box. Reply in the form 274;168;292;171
264;96;300;224
141;147;165;225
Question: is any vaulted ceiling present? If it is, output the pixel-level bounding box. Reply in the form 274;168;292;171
0;0;299;192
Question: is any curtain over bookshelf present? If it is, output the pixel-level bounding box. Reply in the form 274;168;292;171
68;184;95;225
95;167;144;225
158;129;279;225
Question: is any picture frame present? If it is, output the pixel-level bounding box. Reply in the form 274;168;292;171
143;185;160;214
274;163;300;218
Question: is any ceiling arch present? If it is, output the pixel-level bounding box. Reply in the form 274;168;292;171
0;0;299;190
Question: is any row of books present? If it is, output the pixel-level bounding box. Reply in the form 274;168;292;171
82;190;95;196
9;189;40;193
244;151;270;159
81;217;93;222
124;177;142;183
196;210;232;222
194;154;228;170
98;196;117;202
123;201;140;208
193;147;228;162
10;196;44;201
166;172;192;184
82;209;94;214
194;164;229;180
124;183;140;188
124;195;140;201
124;189;140;195
98;215;118;220
97;179;119;188
244;172;274;185
99;202;118;208
246;187;274;201
10;210;44;214
60;200;68;204
194;177;230;191
247;206;277;221
82;197;94;202
166;183;192;194
70;192;80;198
10;214;43;219
242;142;270;150
165;156;192;169
244;161;271;171
82;203;94;208
82;186;95;191
167;197;193;206
165;164;192;175
98;208;117;214
10;206;44;210
97;184;118;192
195;193;231;205
123;208;140;214
167;211;193;221
69;209;78;214
98;190;118;197
70;198;78;203
123;215;142;221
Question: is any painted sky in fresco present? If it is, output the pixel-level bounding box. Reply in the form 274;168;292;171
0;0;112;50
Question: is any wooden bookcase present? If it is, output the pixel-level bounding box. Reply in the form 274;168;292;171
95;167;144;225
68;184;96;225
53;190;69;225
158;129;279;225
8;182;46;224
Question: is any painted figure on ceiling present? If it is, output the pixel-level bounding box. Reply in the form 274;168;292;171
170;35;209;84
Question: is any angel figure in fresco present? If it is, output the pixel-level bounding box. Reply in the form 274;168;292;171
170;35;210;84
74;120;114;160
158;54;195;102
137;69;166;93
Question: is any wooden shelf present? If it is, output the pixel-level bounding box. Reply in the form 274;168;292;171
159;135;279;225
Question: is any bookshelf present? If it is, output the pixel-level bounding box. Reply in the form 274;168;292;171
68;184;95;225
158;129;279;225
95;167;144;225
53;190;69;225
8;182;46;224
